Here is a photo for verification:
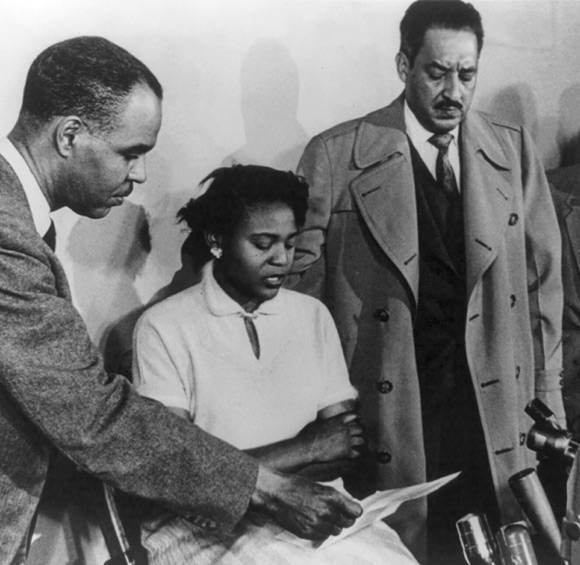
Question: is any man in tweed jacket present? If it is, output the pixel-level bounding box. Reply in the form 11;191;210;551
0;36;360;564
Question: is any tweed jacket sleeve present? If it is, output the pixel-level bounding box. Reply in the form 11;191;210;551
0;163;258;534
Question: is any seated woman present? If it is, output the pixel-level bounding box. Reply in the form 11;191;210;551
132;165;417;564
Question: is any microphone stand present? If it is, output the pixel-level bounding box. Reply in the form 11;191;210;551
521;399;579;564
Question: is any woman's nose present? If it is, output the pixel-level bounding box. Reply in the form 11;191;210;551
271;244;292;265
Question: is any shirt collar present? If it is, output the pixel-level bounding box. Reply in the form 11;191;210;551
403;100;459;149
202;261;282;317
0;137;51;237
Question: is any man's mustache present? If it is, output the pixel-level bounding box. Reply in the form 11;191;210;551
435;100;463;111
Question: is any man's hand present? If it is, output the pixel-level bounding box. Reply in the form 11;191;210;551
250;465;362;540
298;411;365;463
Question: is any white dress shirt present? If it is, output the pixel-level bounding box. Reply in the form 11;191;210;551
0;137;51;237
133;261;357;450
403;100;461;190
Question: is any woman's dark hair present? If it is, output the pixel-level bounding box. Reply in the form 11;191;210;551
178;164;309;263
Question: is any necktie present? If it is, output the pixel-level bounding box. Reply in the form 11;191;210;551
43;220;56;251
240;312;261;359
428;133;465;274
428;133;458;196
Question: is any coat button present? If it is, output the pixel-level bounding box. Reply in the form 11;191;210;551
519;433;526;446
515;365;521;379
509;213;519;226
373;308;390;322
376;380;393;394
566;522;580;541
377;451;392;464
510;294;516;307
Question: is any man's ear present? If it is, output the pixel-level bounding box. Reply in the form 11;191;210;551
396;52;410;83
54;116;84;157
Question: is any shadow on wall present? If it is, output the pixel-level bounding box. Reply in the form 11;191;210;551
224;39;308;171
486;83;560;170
104;41;310;377
557;84;580;167
67;202;151;373
486;82;580;170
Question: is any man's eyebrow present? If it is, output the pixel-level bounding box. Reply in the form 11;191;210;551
428;61;449;71
427;62;477;73
123;143;154;154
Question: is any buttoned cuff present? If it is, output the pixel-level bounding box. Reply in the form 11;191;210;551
535;368;565;424
534;368;563;392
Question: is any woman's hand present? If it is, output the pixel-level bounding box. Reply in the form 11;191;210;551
243;403;365;477
298;411;365;464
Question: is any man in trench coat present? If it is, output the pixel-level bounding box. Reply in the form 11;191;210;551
291;1;564;561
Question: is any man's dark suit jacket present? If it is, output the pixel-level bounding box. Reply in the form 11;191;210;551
549;164;580;434
0;155;258;564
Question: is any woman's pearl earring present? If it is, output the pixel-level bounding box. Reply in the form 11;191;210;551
210;246;223;259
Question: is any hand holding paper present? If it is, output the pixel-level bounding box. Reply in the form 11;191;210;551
278;471;461;549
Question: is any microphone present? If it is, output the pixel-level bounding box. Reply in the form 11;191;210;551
456;513;500;564
508;468;561;557
562;454;580;564
525;399;578;464
496;522;538;564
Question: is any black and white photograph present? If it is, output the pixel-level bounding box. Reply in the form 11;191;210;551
2;1;580;564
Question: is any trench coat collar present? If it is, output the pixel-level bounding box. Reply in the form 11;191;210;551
353;95;510;171
349;95;514;304
460;112;513;297
350;96;419;305
353;95;407;169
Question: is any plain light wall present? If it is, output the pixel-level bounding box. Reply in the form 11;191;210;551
2;1;580;563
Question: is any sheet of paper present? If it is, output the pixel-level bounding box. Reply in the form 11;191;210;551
277;471;460;549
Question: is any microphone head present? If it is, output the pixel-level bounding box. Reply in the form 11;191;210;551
456;513;499;564
508;468;561;557
496;522;538;565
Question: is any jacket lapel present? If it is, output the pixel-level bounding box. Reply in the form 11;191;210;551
349;99;419;305
347;101;514;305
561;193;580;276
0;156;72;301
460;114;513;298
